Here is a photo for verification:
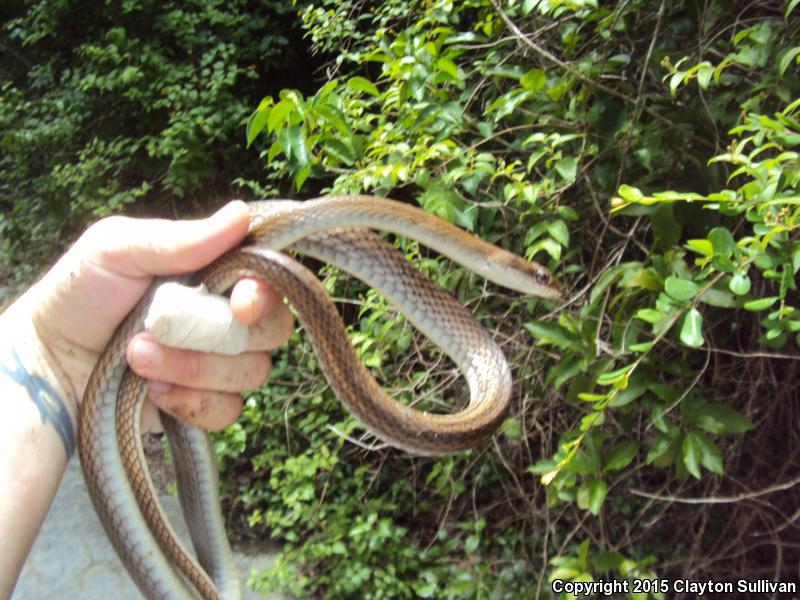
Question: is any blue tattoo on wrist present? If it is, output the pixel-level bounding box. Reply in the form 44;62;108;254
0;346;76;457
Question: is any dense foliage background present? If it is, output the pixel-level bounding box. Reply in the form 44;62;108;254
0;0;309;279
3;0;799;598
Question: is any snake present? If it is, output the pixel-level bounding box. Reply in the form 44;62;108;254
77;196;562;599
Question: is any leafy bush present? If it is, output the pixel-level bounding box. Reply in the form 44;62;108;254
229;0;800;597
0;0;305;278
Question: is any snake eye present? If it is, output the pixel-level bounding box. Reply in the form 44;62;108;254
535;269;551;286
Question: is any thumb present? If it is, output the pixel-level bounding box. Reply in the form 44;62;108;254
83;200;252;278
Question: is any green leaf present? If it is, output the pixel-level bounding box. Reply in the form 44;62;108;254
501;418;522;440
686;239;713;256
680;308;704;348
699;288;737;308
617;184;644;202
779;47;800;76
604;440;639;471
550;356;585;389
609;382;647;407
267;140;283;162
577;393;608;403
597;365;633;388
294;165;311;191
708;227;735;256
486;89;532;120
628;341;653;353
589;263;624;304
435;57;461;81
636;308;665;324
267;99;294;133
524;321;581;350
322;138;356;166
555;156;577;182
557;205;579;221
286;125;310;167
669;71;685;95
415;577;438;599
682;432;703;479
548;567;582;582
547;220;570;247
665;276;699;301
245;107;269;147
620;267;660;291
331;541;347;555
743;296;779;311
347;76;380;97
687;403;754;434
580;411;604;431
729;272;752;295
695;431;723;475
520;68;546;91
315;104;352;136
577;478;608;515
577;538;590;569
647;432;679;466
697;64;713;90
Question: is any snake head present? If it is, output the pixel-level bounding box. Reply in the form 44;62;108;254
502;253;562;299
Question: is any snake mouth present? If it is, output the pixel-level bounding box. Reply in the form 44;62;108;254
538;283;564;300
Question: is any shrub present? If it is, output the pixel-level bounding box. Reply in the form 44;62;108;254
0;0;305;278
233;0;800;597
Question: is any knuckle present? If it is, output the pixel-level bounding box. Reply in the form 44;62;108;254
180;352;208;383
246;353;271;388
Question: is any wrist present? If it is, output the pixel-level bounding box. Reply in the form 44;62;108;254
1;294;83;442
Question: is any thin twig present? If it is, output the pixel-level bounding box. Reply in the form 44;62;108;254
326;424;389;452
629;474;800;504
706;346;800;362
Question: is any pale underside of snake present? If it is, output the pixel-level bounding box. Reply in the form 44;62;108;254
77;196;562;599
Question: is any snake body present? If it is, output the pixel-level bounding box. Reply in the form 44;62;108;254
78;196;561;599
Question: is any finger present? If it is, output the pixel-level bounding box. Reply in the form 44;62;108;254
230;277;281;326
127;333;271;392
147;385;243;431
245;301;294;351
85;200;251;278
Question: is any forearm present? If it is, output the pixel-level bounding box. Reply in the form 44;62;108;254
0;304;77;600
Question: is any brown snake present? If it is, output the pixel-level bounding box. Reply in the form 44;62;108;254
78;196;562;599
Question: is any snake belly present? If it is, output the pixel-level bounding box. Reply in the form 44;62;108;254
78;196;561;599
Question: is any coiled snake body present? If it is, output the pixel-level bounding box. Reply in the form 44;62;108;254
78;196;561;599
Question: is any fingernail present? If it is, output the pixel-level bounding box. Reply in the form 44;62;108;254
131;338;163;369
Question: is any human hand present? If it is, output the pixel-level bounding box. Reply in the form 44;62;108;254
22;201;293;432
